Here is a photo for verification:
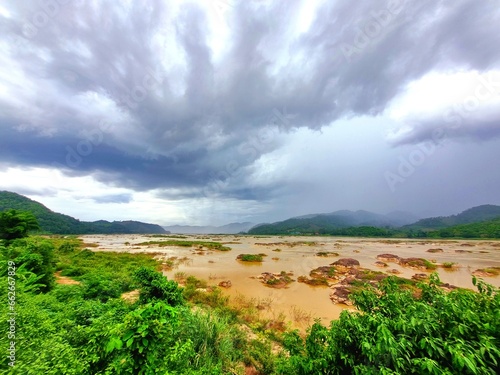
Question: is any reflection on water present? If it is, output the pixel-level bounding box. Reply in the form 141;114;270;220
80;235;500;326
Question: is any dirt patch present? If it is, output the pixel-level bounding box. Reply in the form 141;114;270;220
54;271;81;285
121;289;140;303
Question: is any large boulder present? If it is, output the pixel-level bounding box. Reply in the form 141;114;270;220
331;258;360;272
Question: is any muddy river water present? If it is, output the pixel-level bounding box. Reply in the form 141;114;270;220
80;235;500;327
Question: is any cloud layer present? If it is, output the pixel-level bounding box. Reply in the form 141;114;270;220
1;0;499;223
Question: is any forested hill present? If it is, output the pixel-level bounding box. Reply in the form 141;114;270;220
248;205;500;238
403;205;500;230
0;191;167;234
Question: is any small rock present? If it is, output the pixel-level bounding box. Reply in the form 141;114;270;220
218;280;232;288
411;273;428;281
387;269;401;274
376;254;400;263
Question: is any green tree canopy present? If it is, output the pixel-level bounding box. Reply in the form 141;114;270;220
0;209;40;241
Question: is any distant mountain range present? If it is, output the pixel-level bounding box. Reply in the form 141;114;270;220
0;191;167;234
163;222;254;234
402;205;500;230
2;190;499;238
248;205;500;236
248;209;420;235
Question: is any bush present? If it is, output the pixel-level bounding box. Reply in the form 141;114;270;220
277;274;500;374
0;209;39;242
8;238;56;291
237;254;264;262
133;267;184;306
82;274;122;302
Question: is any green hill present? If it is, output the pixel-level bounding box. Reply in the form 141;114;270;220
248;210;410;235
426;218;500;239
404;205;500;230
0;191;167;234
248;205;500;238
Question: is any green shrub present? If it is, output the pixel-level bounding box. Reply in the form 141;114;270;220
277;274;500;374
7;238;56;291
82;274;122;302
237;254;264;262
133;267;184;306
58;242;77;253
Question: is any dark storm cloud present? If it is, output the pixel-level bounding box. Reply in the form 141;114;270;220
1;0;499;199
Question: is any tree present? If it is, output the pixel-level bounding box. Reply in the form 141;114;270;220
0;209;40;241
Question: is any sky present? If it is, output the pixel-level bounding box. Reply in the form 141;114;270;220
1;0;500;226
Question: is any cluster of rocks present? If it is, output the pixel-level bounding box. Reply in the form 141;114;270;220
257;271;295;288
298;258;390;305
376;254;435;271
472;267;500;277
303;257;460;306
328;259;390;305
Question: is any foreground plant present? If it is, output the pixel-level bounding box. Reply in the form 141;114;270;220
277;274;500;374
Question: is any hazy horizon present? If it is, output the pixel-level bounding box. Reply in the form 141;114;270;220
1;1;499;226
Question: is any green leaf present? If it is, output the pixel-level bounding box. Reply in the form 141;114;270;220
126;337;134;348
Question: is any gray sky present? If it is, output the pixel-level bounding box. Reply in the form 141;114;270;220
1;0;499;226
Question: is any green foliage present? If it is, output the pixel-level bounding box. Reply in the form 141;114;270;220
106;302;184;374
4;232;500;374
237;253;264;262
133;267;184;306
3;237;56;291
0;209;40;242
430;219;500;239
82;274;122;302
278;274;500;374
56;244;158;294
0;237;252;374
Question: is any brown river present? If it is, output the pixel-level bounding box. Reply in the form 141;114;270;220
80;235;500;327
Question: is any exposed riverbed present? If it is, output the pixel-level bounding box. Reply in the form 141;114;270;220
80;235;500;326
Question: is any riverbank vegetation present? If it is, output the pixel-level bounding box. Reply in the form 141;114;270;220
1;211;499;373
